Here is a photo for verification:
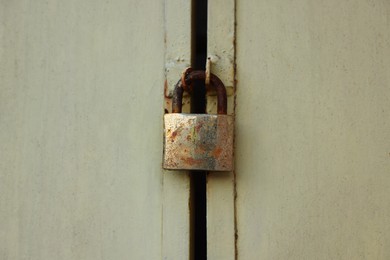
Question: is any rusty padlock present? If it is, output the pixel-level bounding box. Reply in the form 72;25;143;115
163;70;234;171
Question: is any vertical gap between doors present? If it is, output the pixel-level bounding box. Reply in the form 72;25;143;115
190;0;207;259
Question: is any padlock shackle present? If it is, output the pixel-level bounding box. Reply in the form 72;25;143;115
172;79;184;113
171;70;227;114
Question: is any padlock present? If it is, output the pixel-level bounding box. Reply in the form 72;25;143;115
163;70;234;171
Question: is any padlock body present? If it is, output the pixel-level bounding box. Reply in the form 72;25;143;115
163;114;234;171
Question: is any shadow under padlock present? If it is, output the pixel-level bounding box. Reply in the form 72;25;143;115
163;70;234;172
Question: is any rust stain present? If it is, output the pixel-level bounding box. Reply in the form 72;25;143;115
170;130;178;139
212;148;223;158
164;80;173;113
181;157;203;166
195;122;203;132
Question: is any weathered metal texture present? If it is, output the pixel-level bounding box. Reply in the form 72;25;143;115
173;70;227;114
207;0;235;97
163;114;234;171
186;70;228;114
164;1;192;99
164;70;234;171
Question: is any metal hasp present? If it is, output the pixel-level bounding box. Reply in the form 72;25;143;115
163;70;234;171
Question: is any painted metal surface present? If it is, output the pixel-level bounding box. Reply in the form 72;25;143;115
0;1;166;259
206;0;237;259
236;0;390;259
4;1;389;260
164;2;192;98
207;0;235;95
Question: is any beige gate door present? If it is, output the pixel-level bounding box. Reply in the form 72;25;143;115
235;1;390;259
2;1;390;260
1;1;167;259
